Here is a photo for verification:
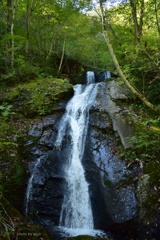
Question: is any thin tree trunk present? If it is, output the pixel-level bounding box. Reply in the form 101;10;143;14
57;39;66;76
99;0;159;113
46;33;56;60
154;0;160;35
139;0;144;37
130;0;144;45
26;0;34;57
6;0;12;38
6;0;12;66
11;0;16;68
130;0;139;45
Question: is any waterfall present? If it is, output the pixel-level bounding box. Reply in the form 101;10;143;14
104;71;111;79
55;72;105;237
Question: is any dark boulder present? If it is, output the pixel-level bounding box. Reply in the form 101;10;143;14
95;71;119;82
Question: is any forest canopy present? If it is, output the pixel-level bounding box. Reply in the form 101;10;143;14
0;0;159;105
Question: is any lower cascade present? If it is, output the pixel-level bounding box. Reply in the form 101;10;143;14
55;71;105;237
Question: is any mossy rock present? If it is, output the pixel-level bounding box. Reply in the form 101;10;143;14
0;197;52;240
1;78;73;117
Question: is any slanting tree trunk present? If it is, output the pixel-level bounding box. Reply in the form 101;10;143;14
99;0;159;113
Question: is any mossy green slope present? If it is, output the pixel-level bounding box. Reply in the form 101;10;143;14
0;78;73;117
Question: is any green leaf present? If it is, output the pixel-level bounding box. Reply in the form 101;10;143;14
0;106;5;110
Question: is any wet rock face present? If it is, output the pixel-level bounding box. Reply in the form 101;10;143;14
26;112;67;224
27;147;69;225
85;121;137;225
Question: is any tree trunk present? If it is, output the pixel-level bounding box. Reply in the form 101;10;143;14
26;0;34;57
11;0;16;68
99;0;159;114
154;0;160;35
6;0;12;66
6;0;12;37
57;39;66;77
46;33;56;60
139;0;144;37
130;0;144;45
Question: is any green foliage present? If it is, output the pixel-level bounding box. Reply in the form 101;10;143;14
0;103;13;118
0;59;41;86
128;117;160;161
0;78;72;117
117;106;160;164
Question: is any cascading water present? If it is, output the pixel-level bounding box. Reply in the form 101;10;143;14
55;71;106;237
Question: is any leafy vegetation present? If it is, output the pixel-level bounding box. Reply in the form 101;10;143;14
0;103;14;118
117;101;160;163
0;78;72;117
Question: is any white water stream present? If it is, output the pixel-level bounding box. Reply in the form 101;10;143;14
55;72;105;237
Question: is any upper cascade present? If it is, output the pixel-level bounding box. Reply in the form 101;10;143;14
86;71;95;84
